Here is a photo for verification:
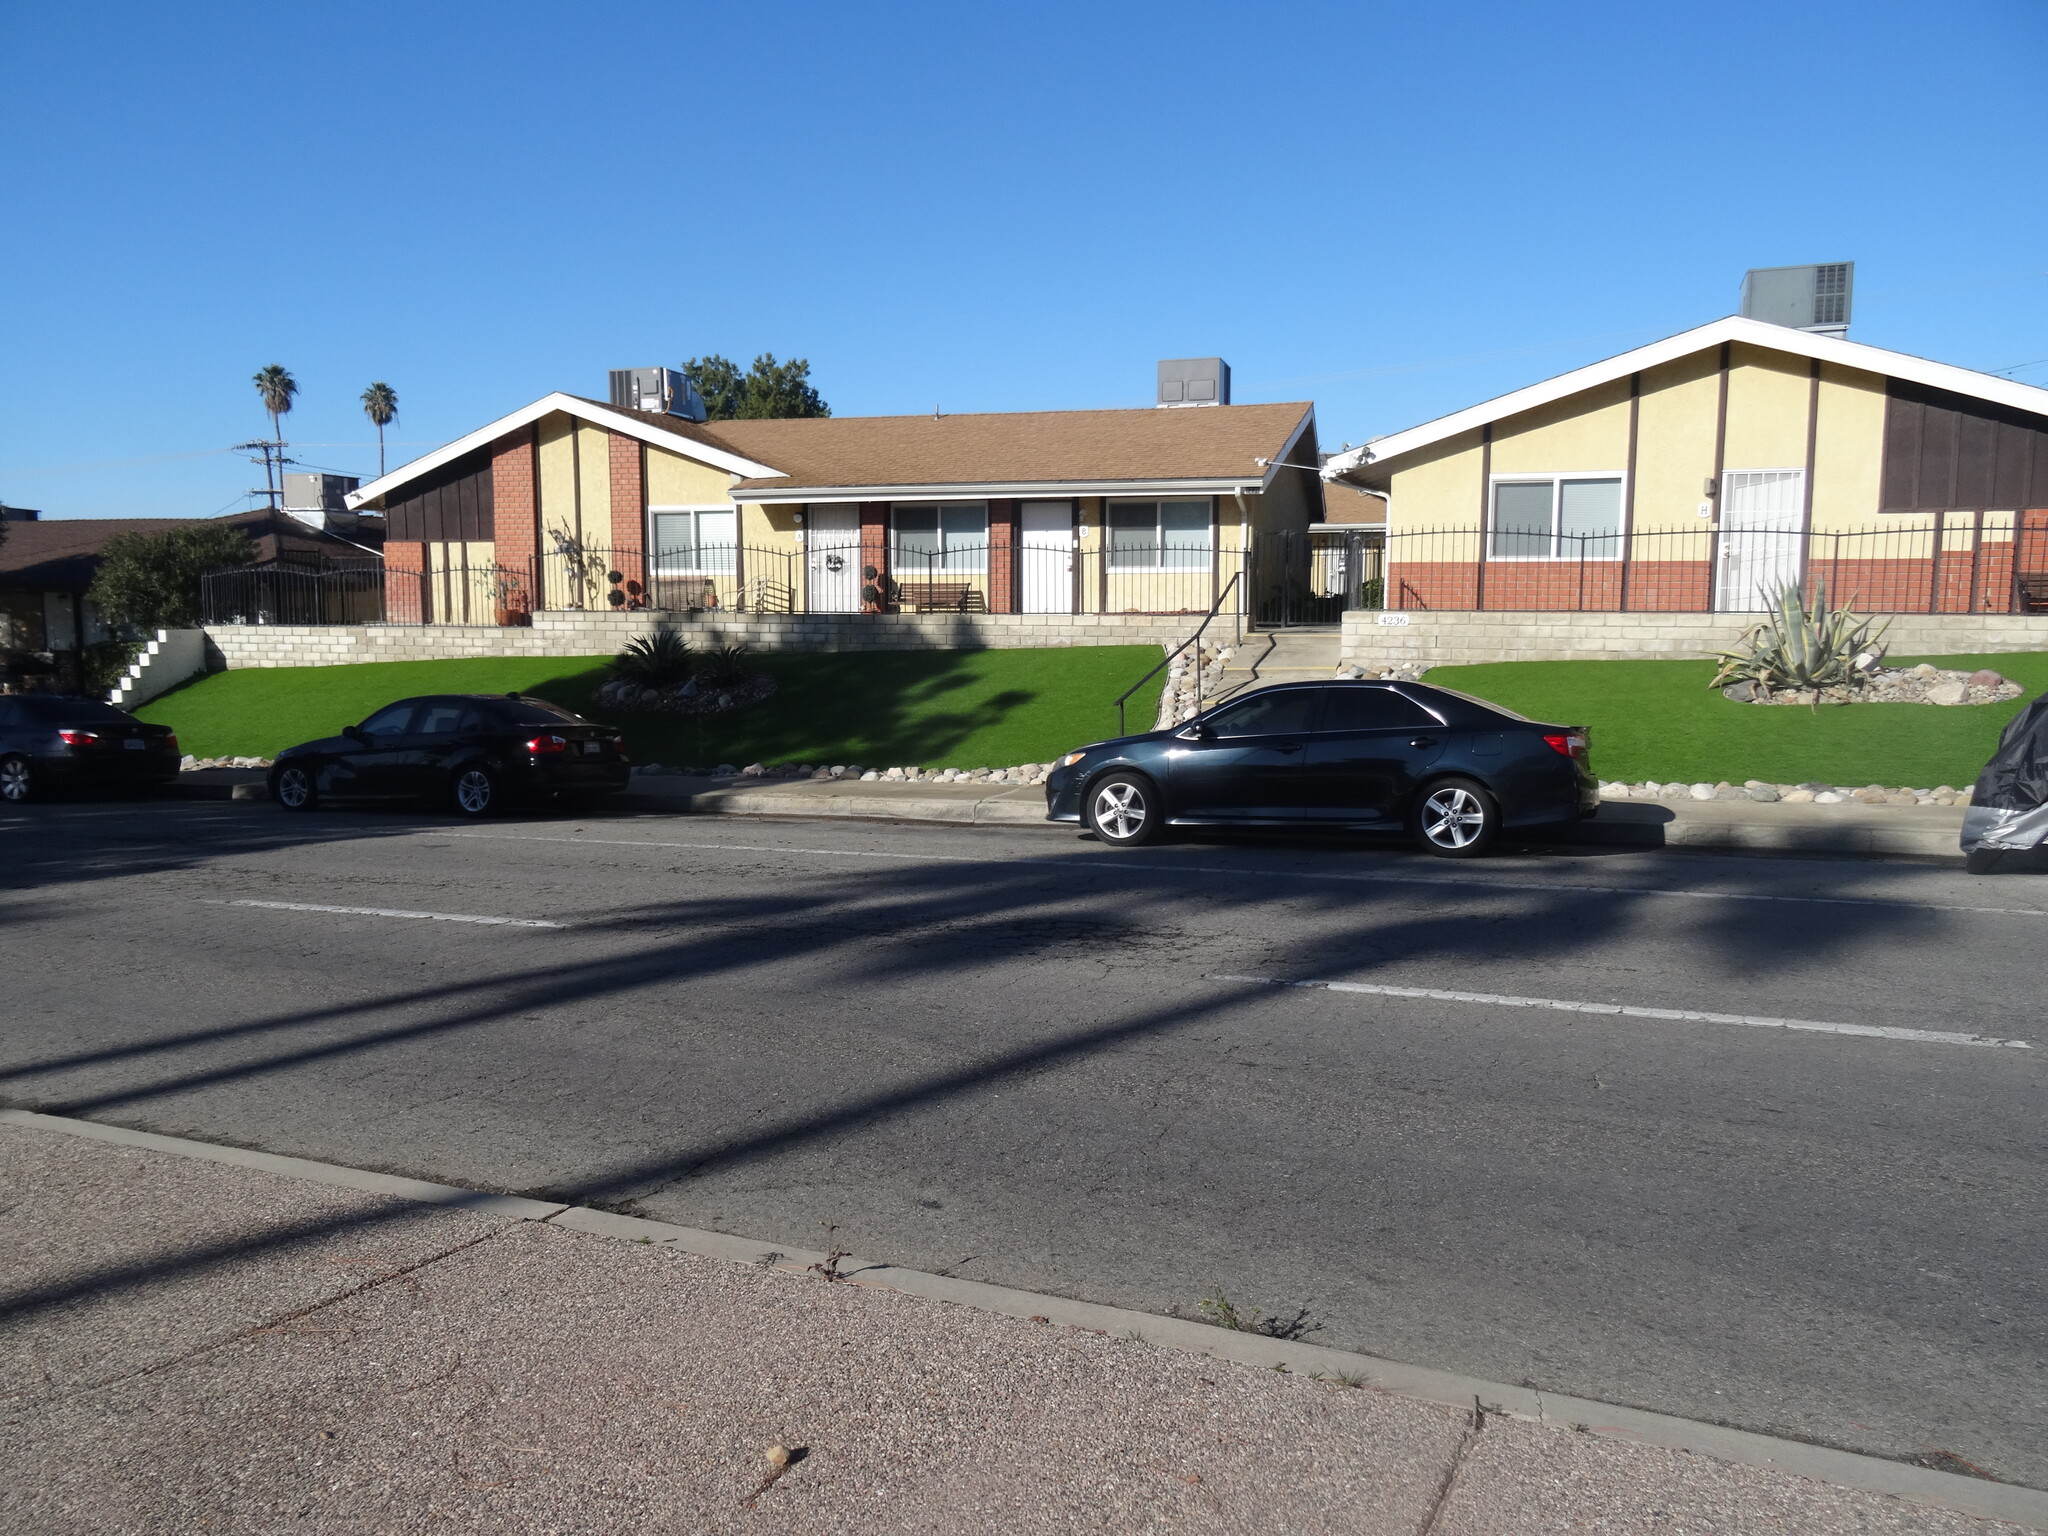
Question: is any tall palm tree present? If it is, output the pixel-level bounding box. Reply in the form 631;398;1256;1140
360;381;398;477
252;364;297;508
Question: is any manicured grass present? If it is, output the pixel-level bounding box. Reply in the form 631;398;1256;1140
1425;653;2048;787
137;647;1165;768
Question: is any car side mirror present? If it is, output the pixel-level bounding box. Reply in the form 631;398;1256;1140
343;724;366;743
1175;722;1213;742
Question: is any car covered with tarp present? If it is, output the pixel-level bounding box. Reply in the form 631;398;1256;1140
1962;694;2048;868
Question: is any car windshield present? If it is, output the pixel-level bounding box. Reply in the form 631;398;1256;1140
18;698;137;724
1414;684;1529;722
492;698;582;725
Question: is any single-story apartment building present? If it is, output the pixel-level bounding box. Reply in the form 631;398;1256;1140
343;385;1324;626
1321;315;2048;614
1;509;377;690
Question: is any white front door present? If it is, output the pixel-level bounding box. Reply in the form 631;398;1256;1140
1020;501;1075;614
806;506;861;613
1715;470;1805;612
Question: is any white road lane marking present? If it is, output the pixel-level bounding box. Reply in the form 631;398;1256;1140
438;830;2048;922
1211;974;2032;1050
205;899;564;929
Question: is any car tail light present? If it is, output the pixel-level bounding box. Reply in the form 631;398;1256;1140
58;729;100;746
525;734;569;755
165;733;178;752
610;736;628;761
1542;732;1589;759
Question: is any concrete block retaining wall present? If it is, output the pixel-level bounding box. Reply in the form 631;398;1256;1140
202;612;1213;670
1340;610;2048;668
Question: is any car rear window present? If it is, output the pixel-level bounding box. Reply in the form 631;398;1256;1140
1410;685;1530;723
17;698;138;724
490;698;583;725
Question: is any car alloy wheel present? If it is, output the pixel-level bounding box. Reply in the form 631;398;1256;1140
452;766;497;816
0;756;31;804
273;765;315;811
1087;772;1161;847
1414;778;1497;858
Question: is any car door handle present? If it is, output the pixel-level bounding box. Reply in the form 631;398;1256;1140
1275;742;1304;752
1409;735;1440;749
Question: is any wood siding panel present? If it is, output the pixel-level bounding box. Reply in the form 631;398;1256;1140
1881;379;2048;512
385;448;494;542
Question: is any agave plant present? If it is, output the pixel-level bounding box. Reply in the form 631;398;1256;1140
1709;580;1889;699
695;642;752;688
610;629;694;687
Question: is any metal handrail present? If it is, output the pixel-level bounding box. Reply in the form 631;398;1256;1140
1113;571;1243;736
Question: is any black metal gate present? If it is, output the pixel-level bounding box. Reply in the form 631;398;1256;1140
1249;529;1384;628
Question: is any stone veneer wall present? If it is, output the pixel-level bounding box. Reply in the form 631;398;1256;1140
1341;609;2048;668
202;611;1217;670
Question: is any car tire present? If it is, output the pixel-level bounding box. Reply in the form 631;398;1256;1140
1411;776;1500;858
451;764;499;817
271;764;318;811
0;755;32;804
1085;771;1164;848
1965;846;2005;876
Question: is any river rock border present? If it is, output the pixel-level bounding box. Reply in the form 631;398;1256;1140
630;761;1058;786
1601;779;1973;807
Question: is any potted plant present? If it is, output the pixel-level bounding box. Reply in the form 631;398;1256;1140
490;567;530;627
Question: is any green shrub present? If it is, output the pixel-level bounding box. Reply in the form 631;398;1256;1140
696;642;751;688
610;629;693;686
84;639;145;698
1709;580;1888;697
87;523;255;631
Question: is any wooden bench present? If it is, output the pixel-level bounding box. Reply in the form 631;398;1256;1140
894;581;986;614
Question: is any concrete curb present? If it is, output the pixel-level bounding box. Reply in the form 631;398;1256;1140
4;1107;2039;1530
618;776;1970;862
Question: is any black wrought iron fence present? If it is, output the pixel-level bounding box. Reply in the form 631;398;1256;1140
199;561;386;626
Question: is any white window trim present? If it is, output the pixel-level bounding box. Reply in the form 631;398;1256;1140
649;504;740;576
1105;495;1215;572
1486;472;1629;562
890;501;990;575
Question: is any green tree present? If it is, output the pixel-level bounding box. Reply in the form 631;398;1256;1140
360;381;398;477
252;363;298;505
683;353;831;421
87;523;257;633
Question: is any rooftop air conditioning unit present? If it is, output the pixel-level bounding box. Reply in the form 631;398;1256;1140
1157;357;1231;408
610;366;708;421
1740;263;1853;338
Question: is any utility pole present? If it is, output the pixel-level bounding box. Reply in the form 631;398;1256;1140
233;440;290;510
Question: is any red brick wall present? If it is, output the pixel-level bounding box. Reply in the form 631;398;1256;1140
607;431;647;608
489;427;539;614
859;501;889;612
988;499;1017;613
383;540;427;623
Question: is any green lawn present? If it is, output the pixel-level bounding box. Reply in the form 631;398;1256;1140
137;647;1166;769
1426;653;2048;787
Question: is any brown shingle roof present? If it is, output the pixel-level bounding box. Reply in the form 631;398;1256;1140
591;399;1315;496
0;510;377;592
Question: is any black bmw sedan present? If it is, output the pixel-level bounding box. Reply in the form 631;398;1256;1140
0;695;180;802
1045;679;1595;857
269;693;629;816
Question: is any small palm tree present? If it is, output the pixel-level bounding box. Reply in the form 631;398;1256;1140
360;381;398;477
252;364;297;507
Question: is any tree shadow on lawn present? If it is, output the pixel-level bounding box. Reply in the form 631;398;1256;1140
545;652;1055;769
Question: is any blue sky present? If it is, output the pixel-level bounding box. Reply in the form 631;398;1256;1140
4;1;2044;519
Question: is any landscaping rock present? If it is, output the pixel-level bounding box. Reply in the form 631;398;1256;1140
1721;681;1758;702
740;763;765;777
1782;789;1815;803
713;762;736;776
1911;663;1939;678
1745;785;1780;802
1969;669;2006;687
1813;791;1845;803
1689;783;1715;800
1923;680;1969;706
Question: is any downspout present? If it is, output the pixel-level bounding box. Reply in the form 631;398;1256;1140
1232;488;1251;646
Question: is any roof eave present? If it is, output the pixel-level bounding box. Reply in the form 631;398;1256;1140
345;393;784;510
1322;315;2048;478
731;477;1267;503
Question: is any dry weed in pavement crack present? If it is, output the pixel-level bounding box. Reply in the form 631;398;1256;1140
807;1223;851;1282
1189;1291;1321;1342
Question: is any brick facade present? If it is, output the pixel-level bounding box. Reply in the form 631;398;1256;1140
382;540;427;624
988;498;1018;614
858;501;889;613
489;428;540;616
607;431;648;607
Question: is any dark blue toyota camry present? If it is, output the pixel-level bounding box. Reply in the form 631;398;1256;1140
1044;679;1595;857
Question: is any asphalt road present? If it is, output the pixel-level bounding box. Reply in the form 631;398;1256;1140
3;797;2043;1489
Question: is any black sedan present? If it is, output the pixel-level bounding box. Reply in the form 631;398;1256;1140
270;693;629;816
1045;679;1595;857
0;695;181;802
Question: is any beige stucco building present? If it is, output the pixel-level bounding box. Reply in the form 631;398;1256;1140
1322;316;2048;614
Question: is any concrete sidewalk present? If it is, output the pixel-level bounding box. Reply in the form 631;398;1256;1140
2;1113;2037;1534
617;773;1971;861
